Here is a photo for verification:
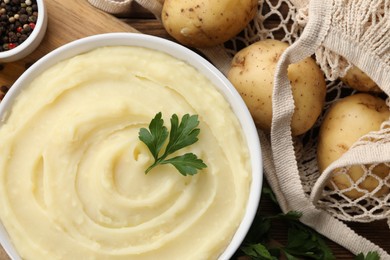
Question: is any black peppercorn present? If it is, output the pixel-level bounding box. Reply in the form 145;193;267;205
19;13;27;22
7;31;16;42
0;85;9;93
17;32;26;42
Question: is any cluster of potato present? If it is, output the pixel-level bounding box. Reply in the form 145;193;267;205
161;0;390;199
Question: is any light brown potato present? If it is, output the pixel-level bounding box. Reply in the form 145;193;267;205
317;93;390;199
341;65;382;93
227;39;327;136
161;0;257;48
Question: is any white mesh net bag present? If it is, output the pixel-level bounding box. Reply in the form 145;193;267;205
89;0;390;257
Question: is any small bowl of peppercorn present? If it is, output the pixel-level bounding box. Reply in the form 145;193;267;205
0;0;47;63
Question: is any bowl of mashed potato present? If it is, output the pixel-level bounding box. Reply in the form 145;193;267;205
0;33;262;260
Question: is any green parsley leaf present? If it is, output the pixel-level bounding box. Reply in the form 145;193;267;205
235;186;381;260
139;112;207;176
162;153;207;176
165;114;201;155
355;252;381;260
138;112;168;160
241;243;278;260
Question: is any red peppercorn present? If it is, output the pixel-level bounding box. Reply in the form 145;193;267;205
16;26;22;33
29;22;35;29
8;42;16;49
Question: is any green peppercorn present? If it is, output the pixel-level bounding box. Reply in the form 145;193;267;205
27;15;35;23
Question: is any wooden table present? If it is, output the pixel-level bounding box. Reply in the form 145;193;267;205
0;1;389;259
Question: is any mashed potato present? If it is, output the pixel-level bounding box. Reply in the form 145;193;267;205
0;46;251;260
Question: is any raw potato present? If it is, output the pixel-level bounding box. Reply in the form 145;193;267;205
341;65;382;93
161;0;258;48
227;39;327;136
317;93;390;199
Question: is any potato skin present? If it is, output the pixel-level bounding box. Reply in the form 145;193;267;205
341;66;382;93
161;0;258;48
317;93;390;199
227;39;327;136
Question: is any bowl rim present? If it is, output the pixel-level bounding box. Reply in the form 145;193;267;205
0;32;263;260
0;0;47;60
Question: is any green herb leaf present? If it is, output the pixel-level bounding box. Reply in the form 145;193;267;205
355;252;380;260
235;184;381;260
138;112;168;160
139;112;207;176
162;153;207;176
262;185;279;205
237;210;335;260
165;114;200;155
241;243;277;260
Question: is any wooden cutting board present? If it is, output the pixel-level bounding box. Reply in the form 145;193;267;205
0;0;138;91
0;0;137;259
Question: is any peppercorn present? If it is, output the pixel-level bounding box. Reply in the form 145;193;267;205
0;0;38;52
27;14;35;22
8;31;17;42
17;33;26;42
1;85;9;93
19;13;27;22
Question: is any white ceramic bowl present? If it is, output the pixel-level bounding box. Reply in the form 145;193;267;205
0;0;48;63
0;33;262;260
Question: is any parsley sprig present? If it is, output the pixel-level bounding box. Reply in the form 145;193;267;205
236;185;381;260
138;112;207;176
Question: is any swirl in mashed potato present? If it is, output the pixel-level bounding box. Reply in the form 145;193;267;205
0;46;251;259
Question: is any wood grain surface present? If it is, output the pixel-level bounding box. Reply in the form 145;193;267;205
0;1;389;260
0;0;138;90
